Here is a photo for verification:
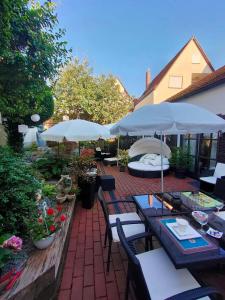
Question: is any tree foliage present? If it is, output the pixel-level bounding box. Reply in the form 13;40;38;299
0;0;70;150
53;59;132;124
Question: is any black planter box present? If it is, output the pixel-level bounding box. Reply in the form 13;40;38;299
78;177;96;209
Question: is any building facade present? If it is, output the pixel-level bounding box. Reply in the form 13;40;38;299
167;65;225;178
135;37;214;110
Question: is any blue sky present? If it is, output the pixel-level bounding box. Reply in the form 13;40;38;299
55;0;225;97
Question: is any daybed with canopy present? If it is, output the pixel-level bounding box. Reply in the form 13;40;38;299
128;137;171;178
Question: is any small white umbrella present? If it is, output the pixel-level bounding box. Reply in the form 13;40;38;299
41;119;111;142
110;103;225;207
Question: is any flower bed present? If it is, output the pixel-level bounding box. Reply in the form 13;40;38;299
0;200;75;300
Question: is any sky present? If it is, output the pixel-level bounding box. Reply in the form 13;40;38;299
55;0;225;97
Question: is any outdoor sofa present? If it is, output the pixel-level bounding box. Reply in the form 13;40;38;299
127;137;171;178
200;162;225;192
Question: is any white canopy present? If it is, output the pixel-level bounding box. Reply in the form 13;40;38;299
128;137;171;158
41;119;111;142
110;102;225;136
111;102;225;200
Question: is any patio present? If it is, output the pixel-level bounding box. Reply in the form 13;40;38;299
58;163;225;300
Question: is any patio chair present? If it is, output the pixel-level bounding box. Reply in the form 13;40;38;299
97;187;150;272
200;162;225;192
214;177;225;201
116;218;223;300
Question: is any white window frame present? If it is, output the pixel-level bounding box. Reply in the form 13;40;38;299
192;53;201;64
168;75;183;89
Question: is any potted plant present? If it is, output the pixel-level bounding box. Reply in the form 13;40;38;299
69;156;98;209
118;149;129;172
56;175;72;203
26;206;66;249
67;187;80;201
42;183;57;199
170;147;190;178
0;235;23;291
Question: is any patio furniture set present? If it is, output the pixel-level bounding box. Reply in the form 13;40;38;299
97;184;225;300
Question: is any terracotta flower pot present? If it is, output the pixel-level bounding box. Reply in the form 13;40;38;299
33;233;55;250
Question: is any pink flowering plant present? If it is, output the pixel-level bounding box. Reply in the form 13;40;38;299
0;235;23;270
3;236;23;251
26;205;67;241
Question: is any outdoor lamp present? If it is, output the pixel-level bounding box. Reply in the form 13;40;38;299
31;114;40;122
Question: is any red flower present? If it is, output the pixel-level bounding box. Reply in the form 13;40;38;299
38;217;43;224
60;214;66;222
47;208;54;216
49;225;56;232
57;205;63;212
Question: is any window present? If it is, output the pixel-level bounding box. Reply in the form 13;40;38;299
168;75;183;89
192;53;200;64
181;133;218;177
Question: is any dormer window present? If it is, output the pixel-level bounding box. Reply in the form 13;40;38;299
168;75;183;89
192;53;200;64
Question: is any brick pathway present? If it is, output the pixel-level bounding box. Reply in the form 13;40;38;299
58;165;225;300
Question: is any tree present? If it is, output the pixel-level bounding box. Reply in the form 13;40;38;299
0;0;70;151
53;59;132;124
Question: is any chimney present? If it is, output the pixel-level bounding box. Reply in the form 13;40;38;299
146;69;151;89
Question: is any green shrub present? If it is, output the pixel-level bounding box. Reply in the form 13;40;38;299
42;183;57;198
33;153;69;180
118;149;129;167
0;147;41;236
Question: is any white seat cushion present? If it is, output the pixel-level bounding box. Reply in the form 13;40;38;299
104;157;120;162
200;176;217;185
128;161;169;171
109;212;145;242
136;248;209;300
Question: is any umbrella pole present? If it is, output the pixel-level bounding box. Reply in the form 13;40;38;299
160;133;164;214
117;136;120;167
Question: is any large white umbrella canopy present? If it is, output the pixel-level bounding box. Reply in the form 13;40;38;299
41;119;111;142
110;102;225;203
110;102;225;136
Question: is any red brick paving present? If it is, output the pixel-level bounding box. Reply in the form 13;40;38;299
58;164;225;300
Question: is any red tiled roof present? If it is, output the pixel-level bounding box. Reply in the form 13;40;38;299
133;98;142;106
167;65;225;102
138;37;214;103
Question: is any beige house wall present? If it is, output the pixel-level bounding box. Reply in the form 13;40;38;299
176;84;225;115
136;39;213;110
135;91;154;109
154;40;212;104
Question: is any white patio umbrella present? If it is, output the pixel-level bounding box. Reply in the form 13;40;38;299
41;119;111;142
110;102;225;205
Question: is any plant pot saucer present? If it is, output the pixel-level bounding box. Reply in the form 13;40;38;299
56;194;67;203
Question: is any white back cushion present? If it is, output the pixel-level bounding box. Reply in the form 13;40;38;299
214;163;225;178
139;154;158;162
136;248;209;300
